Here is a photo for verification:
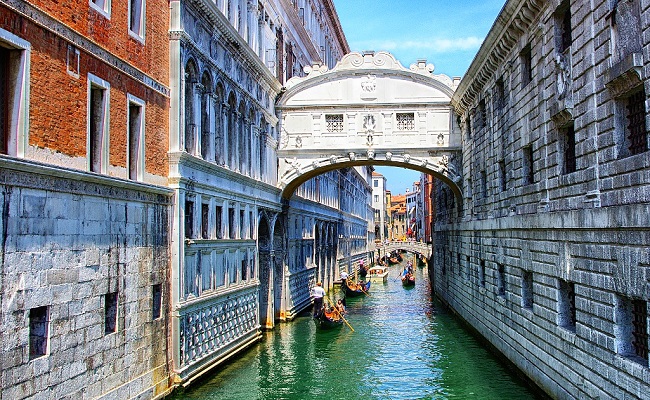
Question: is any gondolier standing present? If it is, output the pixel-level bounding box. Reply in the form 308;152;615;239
312;282;326;317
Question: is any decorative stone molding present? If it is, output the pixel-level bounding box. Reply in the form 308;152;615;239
549;99;574;128
604;52;643;98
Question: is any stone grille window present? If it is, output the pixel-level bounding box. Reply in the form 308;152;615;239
29;306;49;359
522;145;534;185
522;271;533;309
325;114;343;133
520;44;532;87
626;89;648;155
480;170;487;198
558;279;576;330
396;113;415;131
497;264;506;296
494;78;506;111
563;124;576;174
499;159;507;191
104;292;118;334
479;260;486;287
632;299;648;361
152;284;162;320
556;0;572;54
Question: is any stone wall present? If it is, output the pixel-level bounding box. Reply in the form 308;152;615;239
437;0;650;398
0;158;173;399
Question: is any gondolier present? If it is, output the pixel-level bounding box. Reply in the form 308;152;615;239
312;282;326;317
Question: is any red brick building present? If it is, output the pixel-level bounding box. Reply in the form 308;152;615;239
0;1;172;398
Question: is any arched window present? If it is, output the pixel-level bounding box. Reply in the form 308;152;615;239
184;60;198;154
200;71;212;160
238;101;246;173
214;83;225;165
227;92;237;169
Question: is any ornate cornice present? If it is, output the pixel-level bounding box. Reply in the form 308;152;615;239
451;0;545;116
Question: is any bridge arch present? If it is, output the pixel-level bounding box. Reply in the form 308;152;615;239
276;51;463;202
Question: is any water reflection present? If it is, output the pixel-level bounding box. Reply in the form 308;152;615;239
173;258;544;400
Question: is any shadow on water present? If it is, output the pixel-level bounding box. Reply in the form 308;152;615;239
171;258;549;400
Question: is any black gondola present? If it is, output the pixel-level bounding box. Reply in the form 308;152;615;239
314;308;344;329
401;272;415;287
341;280;371;297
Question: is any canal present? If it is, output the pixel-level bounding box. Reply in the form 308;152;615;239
172;259;545;399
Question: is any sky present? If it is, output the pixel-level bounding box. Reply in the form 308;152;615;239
332;0;505;194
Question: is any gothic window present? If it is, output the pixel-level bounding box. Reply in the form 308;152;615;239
396;113;415;131
561;123;576;174
90;0;111;18
520;44;532;87
238;101;247;173
200;72;212;160
88;74;110;173
227;93;237;168
29;306;49;359
214;84;225;165
522;270;533;309
522;145;534;185
128;0;145;41
184;200;194;239
201;203;209;239
184;62;198;154
127;94;144;181
104;292;118;334
558;279;576;330
215;205;223;239
325;114;343;132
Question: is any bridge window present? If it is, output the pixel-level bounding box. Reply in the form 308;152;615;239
396;113;415;131
615;295;648;365
625;88;648;156
479;260;486;287
325;114;343;132
558;279;576;331
522;270;533;310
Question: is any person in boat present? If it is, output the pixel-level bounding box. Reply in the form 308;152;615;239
340;270;349;283
336;299;346;315
312;282;325;317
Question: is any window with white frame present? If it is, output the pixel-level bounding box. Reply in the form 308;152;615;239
0;29;30;157
128;0;145;41
127;94;144;180
396;113;415;131
88;74;110;173
89;0;111;18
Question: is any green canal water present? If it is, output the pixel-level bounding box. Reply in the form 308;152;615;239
172;262;546;400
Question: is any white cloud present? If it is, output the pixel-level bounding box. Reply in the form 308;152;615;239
353;36;484;53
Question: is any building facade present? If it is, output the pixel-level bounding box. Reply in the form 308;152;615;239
0;0;173;398
372;171;387;242
435;0;650;398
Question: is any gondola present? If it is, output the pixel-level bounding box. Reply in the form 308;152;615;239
401;272;415;287
314;308;344;329
341;279;371;297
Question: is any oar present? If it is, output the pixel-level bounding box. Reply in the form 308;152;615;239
325;297;354;332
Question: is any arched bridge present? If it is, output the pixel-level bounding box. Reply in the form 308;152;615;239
376;241;432;259
276;51;463;202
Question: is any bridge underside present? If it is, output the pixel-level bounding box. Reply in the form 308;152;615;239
276;51;463;201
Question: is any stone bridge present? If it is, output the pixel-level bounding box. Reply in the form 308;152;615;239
375;241;432;259
276;51;463;202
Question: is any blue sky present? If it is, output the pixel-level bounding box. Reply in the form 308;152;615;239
333;0;504;193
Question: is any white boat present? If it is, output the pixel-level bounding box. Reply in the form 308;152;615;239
367;265;389;283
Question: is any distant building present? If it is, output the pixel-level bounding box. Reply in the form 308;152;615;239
372;171;387;242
